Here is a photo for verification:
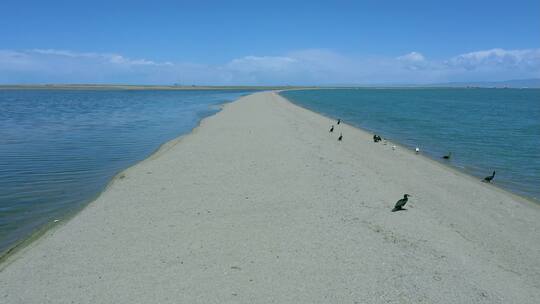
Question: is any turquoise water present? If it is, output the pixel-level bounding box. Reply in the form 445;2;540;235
0;89;254;255
281;88;540;201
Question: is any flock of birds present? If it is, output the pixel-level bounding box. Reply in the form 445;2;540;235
327;118;498;213
329;119;343;141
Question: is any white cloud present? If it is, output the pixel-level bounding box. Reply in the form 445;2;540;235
227;56;297;72
394;51;431;72
0;49;178;84
31;49;106;58
31;49;172;66
0;48;539;85
397;51;425;62
0;50;33;69
446;48;540;70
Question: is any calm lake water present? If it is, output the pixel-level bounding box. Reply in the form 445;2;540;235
281;88;540;201
0;89;254;255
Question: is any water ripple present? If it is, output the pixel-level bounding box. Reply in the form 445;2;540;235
0;89;254;254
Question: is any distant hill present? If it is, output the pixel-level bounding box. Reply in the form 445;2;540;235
331;79;540;89
424;79;540;88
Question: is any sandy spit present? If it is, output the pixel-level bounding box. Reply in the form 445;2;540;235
1;91;539;303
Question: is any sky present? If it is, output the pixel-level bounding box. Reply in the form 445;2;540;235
1;0;539;85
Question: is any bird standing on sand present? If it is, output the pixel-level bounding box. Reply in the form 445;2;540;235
415;147;420;154
338;133;343;141
392;194;411;212
442;152;452;159
483;171;496;183
329;125;334;133
337;119;341;125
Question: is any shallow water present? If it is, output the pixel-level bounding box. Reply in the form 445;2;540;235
0;89;254;254
281;88;540;201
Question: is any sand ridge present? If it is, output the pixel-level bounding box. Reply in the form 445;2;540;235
1;91;539;303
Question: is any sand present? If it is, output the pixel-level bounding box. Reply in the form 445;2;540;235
1;91;539;303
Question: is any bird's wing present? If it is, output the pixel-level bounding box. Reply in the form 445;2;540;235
395;199;407;208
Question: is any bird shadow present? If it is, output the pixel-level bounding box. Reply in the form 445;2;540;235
391;208;408;212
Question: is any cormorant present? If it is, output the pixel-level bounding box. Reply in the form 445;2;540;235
373;134;377;142
329;125;334;133
337;119;341;125
442;152;452;159
483;171;496;183
392;194;411;212
338;133;343;141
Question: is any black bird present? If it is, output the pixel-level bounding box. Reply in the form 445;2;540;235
373;134;378;142
483;171;496;183
337;119;341;125
442;152;452;159
392;194;411;212
338;133;343;141
329;125;334;133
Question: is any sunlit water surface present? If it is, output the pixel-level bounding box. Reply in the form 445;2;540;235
281;88;540;201
0;89;254;254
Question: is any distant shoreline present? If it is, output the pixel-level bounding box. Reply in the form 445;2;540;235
2;84;538;91
0;84;321;90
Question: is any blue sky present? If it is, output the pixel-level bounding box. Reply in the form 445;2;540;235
1;0;539;85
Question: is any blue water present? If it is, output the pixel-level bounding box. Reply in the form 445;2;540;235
0;89;254;254
281;88;540;201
